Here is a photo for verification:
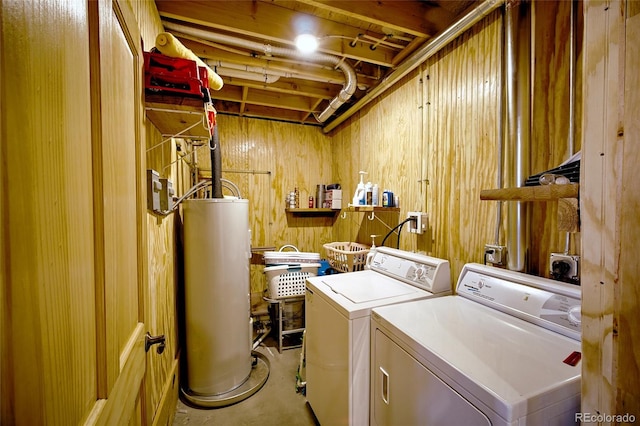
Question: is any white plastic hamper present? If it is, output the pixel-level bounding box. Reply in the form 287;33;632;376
265;263;321;299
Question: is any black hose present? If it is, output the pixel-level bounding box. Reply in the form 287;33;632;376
210;123;223;198
380;217;415;248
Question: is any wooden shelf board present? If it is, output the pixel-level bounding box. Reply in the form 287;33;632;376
285;208;338;215
344;205;401;212
145;98;210;140
480;184;579;201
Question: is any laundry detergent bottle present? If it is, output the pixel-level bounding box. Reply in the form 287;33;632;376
352;171;367;206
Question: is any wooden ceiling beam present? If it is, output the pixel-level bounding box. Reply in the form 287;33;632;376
213;85;319;113
156;0;398;67
219;77;335;100
220;104;319;125
291;0;437;38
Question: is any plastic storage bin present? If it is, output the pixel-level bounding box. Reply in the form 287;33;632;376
323;242;370;273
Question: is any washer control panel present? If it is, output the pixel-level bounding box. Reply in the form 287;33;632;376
457;263;581;340
368;247;451;294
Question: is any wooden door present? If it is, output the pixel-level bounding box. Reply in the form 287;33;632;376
86;0;148;423
0;0;147;423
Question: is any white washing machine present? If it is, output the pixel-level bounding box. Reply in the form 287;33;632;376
305;246;451;426
370;263;582;426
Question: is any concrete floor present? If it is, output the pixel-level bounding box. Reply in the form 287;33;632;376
173;338;319;426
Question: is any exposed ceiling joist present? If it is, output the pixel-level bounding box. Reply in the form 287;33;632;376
153;0;478;126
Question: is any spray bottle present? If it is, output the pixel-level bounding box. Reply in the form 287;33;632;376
352;171;367;206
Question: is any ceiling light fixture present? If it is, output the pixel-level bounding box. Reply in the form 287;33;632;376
295;34;318;54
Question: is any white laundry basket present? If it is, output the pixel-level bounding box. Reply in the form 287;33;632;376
323;242;370;272
264;263;321;299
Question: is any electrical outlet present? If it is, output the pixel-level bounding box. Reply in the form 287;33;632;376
159;178;175;212
550;253;580;283
407;212;428;234
484;244;506;266
146;169;162;213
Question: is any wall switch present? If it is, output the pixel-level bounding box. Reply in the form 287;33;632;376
146;170;162;213
485;244;506;266
159;178;175;212
550;253;580;284
407;212;428;234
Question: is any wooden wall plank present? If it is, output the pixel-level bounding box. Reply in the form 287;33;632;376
581;0;623;417
618;6;640;413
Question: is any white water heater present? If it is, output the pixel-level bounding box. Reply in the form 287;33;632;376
182;198;253;398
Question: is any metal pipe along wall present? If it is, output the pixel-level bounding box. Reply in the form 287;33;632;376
504;0;531;272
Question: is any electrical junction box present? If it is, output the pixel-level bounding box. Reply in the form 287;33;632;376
484;244;506;266
550;253;580;284
146;169;162;213
407;212;428;234
160;178;175;212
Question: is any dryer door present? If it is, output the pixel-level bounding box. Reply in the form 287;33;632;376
372;329;491;426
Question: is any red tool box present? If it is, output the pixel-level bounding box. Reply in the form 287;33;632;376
144;51;209;98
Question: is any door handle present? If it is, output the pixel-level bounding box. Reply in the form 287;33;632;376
380;367;390;404
145;332;166;354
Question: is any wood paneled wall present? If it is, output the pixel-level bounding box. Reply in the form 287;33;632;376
332;4;579;285
333;10;504;285
197;116;334;294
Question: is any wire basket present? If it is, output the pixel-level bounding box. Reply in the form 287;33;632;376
265;263;321;299
323;242;370;273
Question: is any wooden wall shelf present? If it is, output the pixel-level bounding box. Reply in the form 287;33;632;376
480;183;580;232
480;183;579;201
145;97;211;141
344;206;401;212
285;208;339;216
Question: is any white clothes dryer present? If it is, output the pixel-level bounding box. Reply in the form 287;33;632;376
370;263;582;426
305;247;451;426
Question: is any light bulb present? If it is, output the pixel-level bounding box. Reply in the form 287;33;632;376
295;34;318;54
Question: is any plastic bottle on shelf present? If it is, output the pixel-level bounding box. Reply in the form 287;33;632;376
352;171;367;206
365;181;373;205
294;187;300;208
372;184;379;206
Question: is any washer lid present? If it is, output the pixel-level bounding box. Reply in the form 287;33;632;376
322;274;416;303
306;270;440;319
372;296;581;422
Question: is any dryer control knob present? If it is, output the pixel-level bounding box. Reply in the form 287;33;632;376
567;305;581;326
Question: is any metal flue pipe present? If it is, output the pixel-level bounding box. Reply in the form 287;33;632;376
504;0;531;272
162;22;357;123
